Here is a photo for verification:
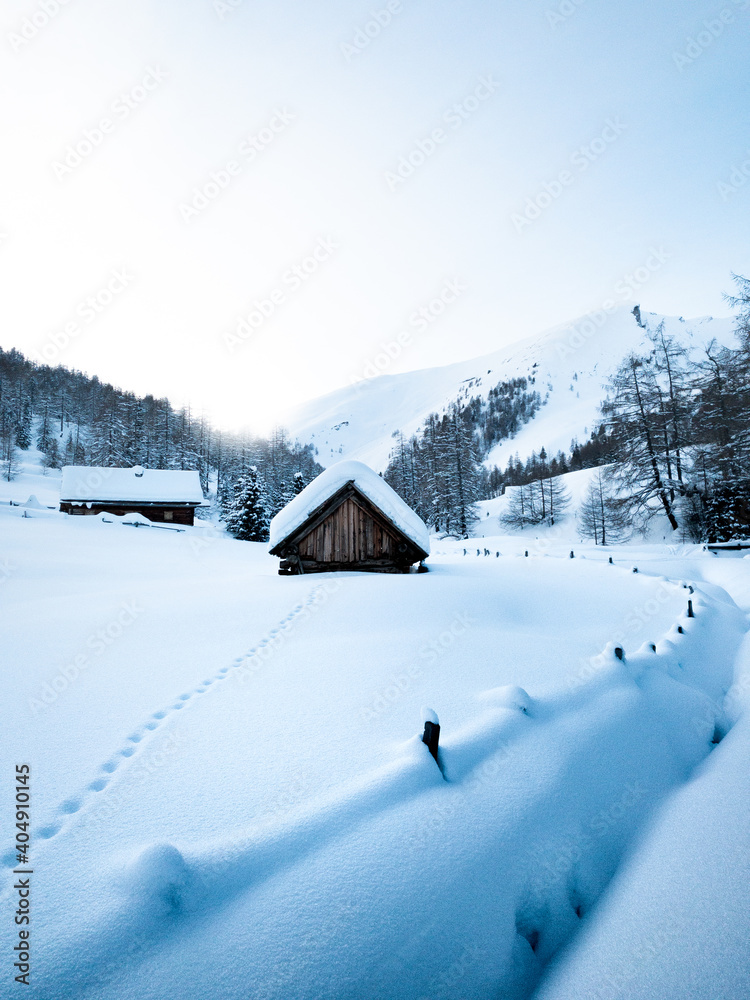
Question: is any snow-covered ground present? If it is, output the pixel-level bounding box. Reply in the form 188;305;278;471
2;462;749;999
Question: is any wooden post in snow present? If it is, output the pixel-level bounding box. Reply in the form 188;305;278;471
421;707;440;763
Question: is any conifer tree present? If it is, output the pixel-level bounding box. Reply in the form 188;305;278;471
14;401;31;450
439;406;483;538
44;436;61;471
90;397;126;467
1;407;20;481
36;404;52;455
225;467;270;541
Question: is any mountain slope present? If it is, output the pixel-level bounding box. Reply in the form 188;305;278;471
283;307;737;471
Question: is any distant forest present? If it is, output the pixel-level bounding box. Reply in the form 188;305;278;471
0;347;322;530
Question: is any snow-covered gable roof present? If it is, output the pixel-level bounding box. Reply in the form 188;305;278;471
60;466;204;504
269;460;430;555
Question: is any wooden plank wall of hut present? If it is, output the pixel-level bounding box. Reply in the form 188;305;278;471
298;497;398;563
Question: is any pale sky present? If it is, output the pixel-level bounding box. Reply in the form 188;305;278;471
2;0;749;431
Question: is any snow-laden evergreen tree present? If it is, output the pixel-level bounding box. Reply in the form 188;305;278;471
0;406;20;481
64;431;76;465
89;396;127;467
437;406;483;538
36;403;53;456
385;431;422;517
689;344;750;538
225;467;271;541
14;400;31;450
122;395;146;468
577;469;630;544
44;436;61;471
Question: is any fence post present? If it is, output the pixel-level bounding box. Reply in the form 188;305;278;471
421;707;440;764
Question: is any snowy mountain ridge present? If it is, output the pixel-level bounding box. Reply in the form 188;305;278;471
283;306;737;472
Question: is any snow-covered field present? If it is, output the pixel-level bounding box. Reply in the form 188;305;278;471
2;465;749;999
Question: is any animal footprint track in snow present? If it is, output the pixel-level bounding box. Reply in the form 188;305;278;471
47;590;322;846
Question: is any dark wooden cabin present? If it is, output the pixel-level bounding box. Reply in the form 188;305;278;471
59;466;204;526
269;465;429;575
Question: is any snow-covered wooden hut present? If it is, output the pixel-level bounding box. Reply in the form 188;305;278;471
59;466;204;525
268;461;430;574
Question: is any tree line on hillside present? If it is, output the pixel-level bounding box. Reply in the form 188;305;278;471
386;276;750;542
383;377;543;537
0;346;322;540
499;423;617;491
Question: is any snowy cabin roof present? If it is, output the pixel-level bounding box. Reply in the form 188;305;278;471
269;460;430;555
60;466;204;505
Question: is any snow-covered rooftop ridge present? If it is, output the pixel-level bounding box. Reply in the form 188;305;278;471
60;466;204;504
269;460;430;554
